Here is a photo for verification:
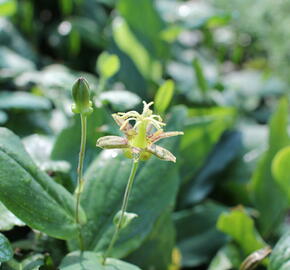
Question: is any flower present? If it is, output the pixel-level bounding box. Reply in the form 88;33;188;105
96;101;183;162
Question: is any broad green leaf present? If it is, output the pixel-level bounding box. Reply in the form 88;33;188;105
0;128;86;240
269;232;290;270
174;201;227;267
217;207;266;256
112;17;162;81
154;80;175;114
208;244;242;270
97;52;120;79
118;0;168;59
126;210;176;270
0;92;51;111
180;106;236;182
0;202;24;231
99;90;141;111
272;146;290;203
182;130;242;205
0;234;12;263
70;106;185;256
60;251;141;270
0;0;16;16
249;97;290;236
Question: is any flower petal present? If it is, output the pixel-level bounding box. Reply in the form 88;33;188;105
149;131;184;143
96;136;129;149
146;144;176;162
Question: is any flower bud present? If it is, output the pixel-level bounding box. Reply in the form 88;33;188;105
71;77;93;116
113;210;138;230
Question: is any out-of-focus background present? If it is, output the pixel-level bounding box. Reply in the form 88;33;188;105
1;0;290;269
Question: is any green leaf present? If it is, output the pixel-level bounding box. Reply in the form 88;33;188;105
192;58;208;96
249;97;290;236
112;17;162;81
154;80;175;114
217;207;266;256
0;202;24;231
59;251;141;270
174;201;227;267
126;210;176;270
208;244;242;270
0;128;86;240
0;233;13;263
0;0;17;16
97;52;120;79
117;0;168;59
99;90;141;111
0;92;51;111
269;232;290;270
182;130;242;205
272;146;290;203
70;106;185;256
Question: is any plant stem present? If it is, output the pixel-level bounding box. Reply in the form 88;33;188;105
102;159;139;264
75;114;87;251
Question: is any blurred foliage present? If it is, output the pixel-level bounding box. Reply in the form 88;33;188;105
0;0;290;269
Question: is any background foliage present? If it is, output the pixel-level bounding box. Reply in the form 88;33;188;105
0;0;290;269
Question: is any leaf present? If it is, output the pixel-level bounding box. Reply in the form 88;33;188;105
217;207;266;256
59;251;141;270
0;0;17;16
112;17;162;81
192;58;208;97
0;233;13;263
269;232;290;270
208;244;242;270
272;146;290;203
249;97;290;236
154;80;175;114
97;52;120;79
0;127;86;240
70;106;185;256
117;0;168;59
0;202;24;231
99;90;141;111
182;130;242;205
126;210;176;270
174;201;227;267
0;92;51;111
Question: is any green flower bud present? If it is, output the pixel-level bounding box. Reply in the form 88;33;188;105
71;77;93;115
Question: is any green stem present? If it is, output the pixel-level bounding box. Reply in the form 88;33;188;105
102;159;139;264
75;114;87;251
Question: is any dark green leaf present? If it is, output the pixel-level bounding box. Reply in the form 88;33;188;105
174;201;227;267
0;128;86;239
0;233;13;263
126;210;176;270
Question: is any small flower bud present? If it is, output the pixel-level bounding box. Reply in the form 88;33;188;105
71;77;93;116
113;210;138;230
